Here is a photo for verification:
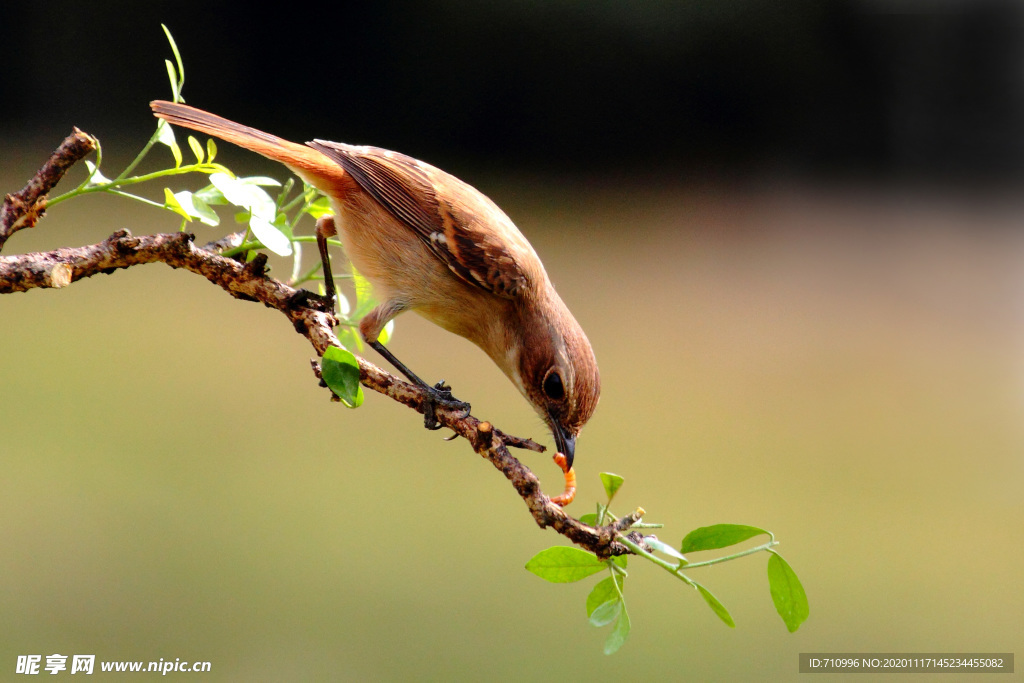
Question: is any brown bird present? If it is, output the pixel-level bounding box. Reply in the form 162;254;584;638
151;101;600;469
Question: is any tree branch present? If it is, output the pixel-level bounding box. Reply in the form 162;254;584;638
1;128;96;250
0;131;632;558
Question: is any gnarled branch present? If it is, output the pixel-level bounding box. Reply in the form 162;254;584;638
0;129;632;558
1;128;96;249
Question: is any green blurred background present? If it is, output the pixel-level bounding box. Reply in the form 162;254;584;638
3;2;1023;680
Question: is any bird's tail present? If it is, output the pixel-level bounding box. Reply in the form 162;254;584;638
150;101;352;195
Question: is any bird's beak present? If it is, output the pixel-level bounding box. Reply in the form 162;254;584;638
551;417;576;470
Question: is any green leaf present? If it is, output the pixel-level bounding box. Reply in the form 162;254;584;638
164;59;179;100
155;119;178;155
206;138;217;162
586;576;623;617
161;24;185;100
610;554;627;570
172;190;219;226
238;176;282;187
336;291;351;317
210;173;290;254
306;196;333;219
321;346;363;408
644;536;687;563
249;215;292;256
578;513;599;526
83;160;111;187
681;524;770;553
188;136;205;163
210;172;276;219
156;119;176;147
377;319;395;346
767;552;809;633
599;472;624;501
589;600;621;627
603;608;630;655
162;188;191;221
194;183;227;205
189;195;219;226
524;547;606;583
694;582;735;628
336;327;363;353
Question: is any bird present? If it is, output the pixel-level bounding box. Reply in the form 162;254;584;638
151;101;600;470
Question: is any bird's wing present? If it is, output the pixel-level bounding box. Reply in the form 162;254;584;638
308;140;534;299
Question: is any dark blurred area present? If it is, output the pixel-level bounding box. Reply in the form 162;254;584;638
4;0;1024;185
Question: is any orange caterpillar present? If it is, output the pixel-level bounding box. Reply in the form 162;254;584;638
549;453;577;506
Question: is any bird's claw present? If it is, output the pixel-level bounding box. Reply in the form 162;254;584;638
422;379;471;430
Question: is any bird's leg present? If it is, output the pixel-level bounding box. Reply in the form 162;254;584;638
361;305;470;430
317;216;466;426
315;215;338;311
367;340;470;429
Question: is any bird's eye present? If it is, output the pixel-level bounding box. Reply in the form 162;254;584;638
543;370;565;401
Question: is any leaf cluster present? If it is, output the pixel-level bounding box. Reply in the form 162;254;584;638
47;26;379;409
526;474;809;653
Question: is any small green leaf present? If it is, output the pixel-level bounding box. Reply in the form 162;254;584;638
578;513;599;526
589;600;621;627
681;524;770;553
194;183;227;205
599;472;624;501
238;176;282;187
610;554;627;570
525;547;606;583
767;552;809;633
321;346;363;408
306;196;333;219
188;135;205;163
164;59;179;100
694;582;735;628
210;172;276;219
249;215;292;256
172;190;219;226
586;576;623;617
377;319;395;346
336;291;351;317
170;141;183;168
188;195;219;226
603;608;630;655
83;160;111;187
161;24;185;100
163;188;191;221
156;119;176;147
644;536;687;563
336;327;363;353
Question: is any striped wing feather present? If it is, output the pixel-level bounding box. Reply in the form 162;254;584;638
307;140;531;299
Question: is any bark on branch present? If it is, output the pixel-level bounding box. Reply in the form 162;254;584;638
1;128;96;250
0;130;633;558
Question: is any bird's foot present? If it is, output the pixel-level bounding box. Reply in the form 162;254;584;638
422;379;471;430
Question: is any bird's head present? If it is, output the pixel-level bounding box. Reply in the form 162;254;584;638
513;293;600;470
